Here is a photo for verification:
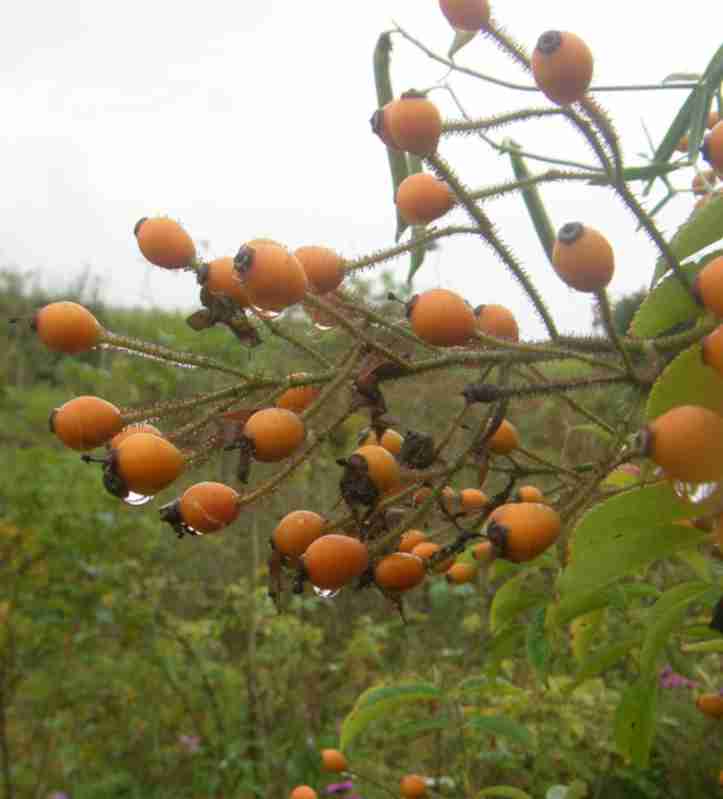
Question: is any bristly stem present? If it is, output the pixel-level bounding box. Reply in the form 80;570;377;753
595;290;638;379
426;152;559;340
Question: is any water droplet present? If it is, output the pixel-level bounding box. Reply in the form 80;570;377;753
312;586;340;600
313;322;334;332
122;491;154;507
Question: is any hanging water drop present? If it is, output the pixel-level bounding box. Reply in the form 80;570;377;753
122;491;155;507
312;586;340;600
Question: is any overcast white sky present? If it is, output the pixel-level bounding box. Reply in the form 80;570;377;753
1;1;720;338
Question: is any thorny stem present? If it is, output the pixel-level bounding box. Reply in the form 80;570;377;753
595;291;638;379
343;225;480;274
393;22;697;94
301;343;365;423
100;332;251;380
426;152;559;340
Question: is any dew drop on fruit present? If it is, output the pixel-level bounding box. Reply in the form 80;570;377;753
312;586;340;600
122;491;155;507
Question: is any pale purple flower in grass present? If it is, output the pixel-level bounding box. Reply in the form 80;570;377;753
325;781;354;795
659;665;699;690
178;734;201;753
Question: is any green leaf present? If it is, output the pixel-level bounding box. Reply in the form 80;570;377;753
614;676;658;768
645;342;723;420
638;581;715;676
629;261;704;338
569;608;606;664
653;193;723;282
569;638;639;690
526;606;550;675
477;788;533;799
649;85;698;175
483;625;527;674
465;714;533;748
556;483;706;626
386;716;451;741
449;30;477;58
372;33;409;241
675;546;712;580
683;638;723;652
490;572;546;634
340;682;441;751
508;141;555;262
686;82;712;163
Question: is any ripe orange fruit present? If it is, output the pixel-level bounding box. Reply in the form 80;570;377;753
411;541;453;573
694;255;723;316
531;31;593;106
398;529;428;552
303;534;369;590
276;374;320;414
439;0;490;31
640;405;723;483
517;485;545;503
486;502;561;562
374;552;426;591
290;786;317;799
50;396;123;451
134;216;196;269
320;748;348;772
375;93;442;157
446;561;477;584
702;324;723;377
109;423;162;449
400;774;427;798
474;304;519;342
460;488;488;513
34;301;101;353
202;256;251;307
552;223;614;292
359;428;405;456
294;246;345;295
407;288;475;347
702;122;723;172
352;444;401;494
179;482;240;533
695;693;723;719
708;110;721;129
472;541;495;563
243;408;305;462
488;419;520;455
395;173;455;225
273;510;326;559
234;241;308;312
113;433;185;495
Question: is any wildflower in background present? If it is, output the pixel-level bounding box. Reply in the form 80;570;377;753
178;733;201;753
659;664;699;690
324;781;354;795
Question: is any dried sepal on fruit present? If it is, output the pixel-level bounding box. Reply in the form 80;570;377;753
33;301;102;354
50;396;123;451
407;288;476;347
531;30;594;106
134;216;196;269
638;405;723;483
552;222;614;292
395;173;455;225
486;502;561;562
302;534;369;590
439;0;490;32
